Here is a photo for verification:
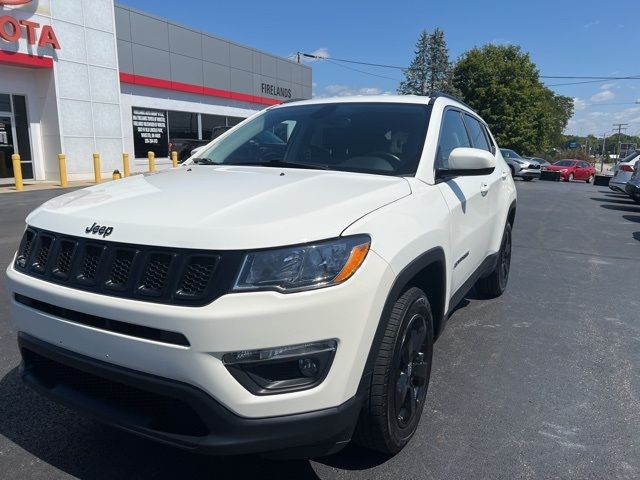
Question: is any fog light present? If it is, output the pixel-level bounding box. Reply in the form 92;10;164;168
298;358;319;378
222;340;337;395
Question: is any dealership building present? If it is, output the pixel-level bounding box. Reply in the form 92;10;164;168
0;0;312;182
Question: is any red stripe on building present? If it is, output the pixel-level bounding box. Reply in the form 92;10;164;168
119;72;281;106
0;50;53;69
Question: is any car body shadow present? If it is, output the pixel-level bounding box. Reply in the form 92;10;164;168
600;204;640;213
590;197;637;205
0;367;322;479
622;215;640;223
634;232;640;242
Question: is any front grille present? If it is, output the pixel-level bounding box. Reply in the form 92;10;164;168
528;164;541;170
14;227;237;306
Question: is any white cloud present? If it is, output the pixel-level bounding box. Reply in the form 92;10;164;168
600;82;617;90
314;84;392;98
489;38;513;45
565;106;640;136
573;97;587;110
590;90;615;102
583;20;600;29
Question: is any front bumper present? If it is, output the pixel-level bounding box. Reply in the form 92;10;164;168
516;168;541;179
610;172;632;191
6;249;394;421
18;332;362;456
625;181;640;199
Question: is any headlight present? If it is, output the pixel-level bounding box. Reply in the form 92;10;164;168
560;169;568;173
233;235;370;292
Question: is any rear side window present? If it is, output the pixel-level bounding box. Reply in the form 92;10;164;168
436;110;471;168
463;114;491;152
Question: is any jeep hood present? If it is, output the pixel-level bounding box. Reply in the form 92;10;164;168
27;166;411;249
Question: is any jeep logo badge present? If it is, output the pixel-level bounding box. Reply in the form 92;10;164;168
85;222;113;238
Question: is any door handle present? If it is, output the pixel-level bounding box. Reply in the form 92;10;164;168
501;171;508;180
480;183;489;197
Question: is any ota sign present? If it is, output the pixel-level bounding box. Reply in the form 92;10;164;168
0;16;61;50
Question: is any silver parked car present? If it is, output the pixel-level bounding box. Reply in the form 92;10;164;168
500;149;541;181
610;150;640;193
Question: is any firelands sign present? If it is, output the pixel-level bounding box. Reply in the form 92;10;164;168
0;13;61;50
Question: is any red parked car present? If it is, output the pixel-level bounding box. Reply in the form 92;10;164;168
544;159;597;183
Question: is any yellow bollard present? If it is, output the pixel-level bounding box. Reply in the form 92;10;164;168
12;153;23;191
147;151;155;173
58;154;68;187
112;170;121;180
122;152;130;177
93;153;101;184
171;150;178;168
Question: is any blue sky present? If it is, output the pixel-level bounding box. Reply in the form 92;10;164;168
124;0;640;137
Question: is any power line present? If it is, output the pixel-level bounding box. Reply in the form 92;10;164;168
299;51;640;82
324;58;402;82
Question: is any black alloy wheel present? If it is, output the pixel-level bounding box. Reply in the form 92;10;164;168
394;313;429;428
354;287;434;454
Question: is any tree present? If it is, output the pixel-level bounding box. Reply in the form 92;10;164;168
453;44;573;155
398;28;456;96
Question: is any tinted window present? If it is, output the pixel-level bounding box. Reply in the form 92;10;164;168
463;114;490;152
201;114;226;140
195;103;431;176
436;110;471;168
168;111;198;139
554;160;574;166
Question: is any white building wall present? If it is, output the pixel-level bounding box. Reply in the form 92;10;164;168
50;0;124;181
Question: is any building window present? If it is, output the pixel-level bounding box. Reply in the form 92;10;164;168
168;111;199;140
201;114;226;141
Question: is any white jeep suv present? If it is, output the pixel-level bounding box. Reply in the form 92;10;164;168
6;94;516;457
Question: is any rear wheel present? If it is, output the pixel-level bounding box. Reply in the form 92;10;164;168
475;222;512;298
354;287;433;455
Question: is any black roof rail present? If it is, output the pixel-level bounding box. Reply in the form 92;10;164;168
428;92;474;111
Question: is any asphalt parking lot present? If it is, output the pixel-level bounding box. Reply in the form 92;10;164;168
0;180;639;479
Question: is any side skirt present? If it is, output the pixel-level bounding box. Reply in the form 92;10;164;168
445;252;499;318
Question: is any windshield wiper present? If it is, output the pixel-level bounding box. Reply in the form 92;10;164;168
192;157;218;165
231;160;330;170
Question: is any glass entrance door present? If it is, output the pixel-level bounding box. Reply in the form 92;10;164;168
0;113;16;180
0;93;33;181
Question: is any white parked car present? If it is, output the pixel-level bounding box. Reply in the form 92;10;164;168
6;94;516;457
610;150;640;193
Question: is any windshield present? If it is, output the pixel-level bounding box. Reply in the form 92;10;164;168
554;160;575;166
500;149;522;159
191;102;431;175
620;150;640;163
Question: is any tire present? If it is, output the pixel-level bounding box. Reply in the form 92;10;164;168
586;174;593;184
523;177;533;182
509;166;515;177
354;287;434;455
567;173;574;182
475;222;512;298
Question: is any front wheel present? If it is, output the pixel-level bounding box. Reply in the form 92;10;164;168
475;222;512;298
523;177;533;182
354;287;433;455
567;173;574;182
586;174;594;183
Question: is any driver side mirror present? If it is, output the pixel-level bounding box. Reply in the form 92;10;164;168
437;147;496;179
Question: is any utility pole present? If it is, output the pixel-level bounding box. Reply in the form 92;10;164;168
612;123;628;161
601;132;607;172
